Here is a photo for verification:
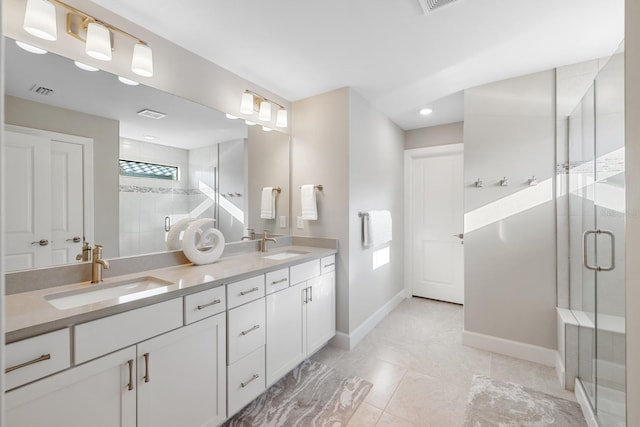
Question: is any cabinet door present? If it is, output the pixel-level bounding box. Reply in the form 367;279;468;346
137;313;226;427
5;347;136;427
306;272;336;355
266;282;306;386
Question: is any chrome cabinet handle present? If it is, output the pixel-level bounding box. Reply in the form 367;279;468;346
5;354;51;373
271;278;287;285
31;239;49;246
583;229;616;271
241;373;259;388
323;262;335;268
240;324;260;336
164;216;171;232
143;353;150;383
197;299;221;310
309;286;313;302
127;359;134;391
239;287;259;296
303;287;308;304
66;237;81;243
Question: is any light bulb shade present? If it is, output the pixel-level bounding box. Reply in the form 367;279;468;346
16;40;48;54
276;108;288;128
240;92;254;115
258;100;271;121
85;22;112;61
131;43;153;77
23;0;57;41
262;126;273;132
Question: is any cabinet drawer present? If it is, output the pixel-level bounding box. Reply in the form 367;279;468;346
5;328;70;391
265;268;289;295
184;285;226;324
290;259;320;285
227;275;265;309
75;298;183;364
321;255;336;274
228;298;265;364
227;346;265;417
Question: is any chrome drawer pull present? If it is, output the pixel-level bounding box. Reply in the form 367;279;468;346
5;354;51;373
197;299;221;310
241;373;260;388
240;324;260;336
271;278;287;285
239;287;259;296
323;262;335;268
127;359;134;391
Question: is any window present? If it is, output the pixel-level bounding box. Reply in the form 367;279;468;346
119;159;178;180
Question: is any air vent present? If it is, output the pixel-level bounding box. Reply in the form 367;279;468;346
418;0;458;13
29;84;55;97
137;109;167;120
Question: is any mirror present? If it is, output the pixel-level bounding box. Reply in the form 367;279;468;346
3;36;291;271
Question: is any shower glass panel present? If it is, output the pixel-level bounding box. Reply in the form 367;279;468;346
568;42;625;427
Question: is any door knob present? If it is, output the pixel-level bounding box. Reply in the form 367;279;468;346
66;237;81;243
31;239;49;246
452;233;463;239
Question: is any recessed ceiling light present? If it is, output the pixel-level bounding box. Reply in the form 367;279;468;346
226;113;238;120
15;40;47;54
74;61;99;72
137;109;167;120
118;76;139;86
245;120;256;126
144;135;156;140
419;108;433;116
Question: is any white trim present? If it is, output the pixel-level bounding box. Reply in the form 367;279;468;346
4;124;95;247
556;350;566;389
575;378;600;427
404;144;464;300
462;330;557;367
330;288;409;350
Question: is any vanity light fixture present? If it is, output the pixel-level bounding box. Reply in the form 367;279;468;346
23;0;57;41
118;76;139;86
240;89;288;128
245;120;256;126
15;40;48;54
74;60;99;71
22;0;154;76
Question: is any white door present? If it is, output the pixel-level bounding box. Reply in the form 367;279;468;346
4;131;85;271
407;144;464;304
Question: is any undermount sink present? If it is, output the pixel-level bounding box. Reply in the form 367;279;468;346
262;250;309;261
45;276;173;310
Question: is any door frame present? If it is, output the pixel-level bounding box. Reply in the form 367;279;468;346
5;124;95;248
404;143;464;298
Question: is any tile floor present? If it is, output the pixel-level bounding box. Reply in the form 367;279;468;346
310;297;577;427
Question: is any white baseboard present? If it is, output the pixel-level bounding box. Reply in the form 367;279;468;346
330;288;409;350
462;330;557;367
555;350;566;389
574;378;599;427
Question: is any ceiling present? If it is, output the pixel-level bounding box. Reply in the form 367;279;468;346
80;1;624;130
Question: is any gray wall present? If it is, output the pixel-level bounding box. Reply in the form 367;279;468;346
348;90;405;331
405;121;463;149
291;87;404;339
463;70;557;349
5;95;120;258
625;0;640;422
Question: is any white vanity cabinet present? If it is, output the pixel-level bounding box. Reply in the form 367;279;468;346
266;255;336;386
5;346;137;427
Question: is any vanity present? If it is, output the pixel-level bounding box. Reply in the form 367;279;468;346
3;244;337;427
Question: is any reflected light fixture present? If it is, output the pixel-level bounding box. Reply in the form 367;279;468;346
118;76;139;86
16;40;48;54
245;120;256;126
276;108;288;128
240;92;254;114
262;126;273;132
74;60;99;71
23;0;57;41
258;100;272;121
85;22;112;61
225;113;239;120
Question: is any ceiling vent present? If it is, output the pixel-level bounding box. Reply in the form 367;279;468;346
29;84;55;97
418;0;458;13
137;109;167;120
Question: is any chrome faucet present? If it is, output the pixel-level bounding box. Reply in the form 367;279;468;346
241;228;256;241
91;244;110;283
260;230;277;253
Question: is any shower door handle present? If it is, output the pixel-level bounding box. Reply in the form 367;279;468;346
582;229;615;271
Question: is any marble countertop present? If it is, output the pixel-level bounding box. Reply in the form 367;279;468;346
5;245;336;343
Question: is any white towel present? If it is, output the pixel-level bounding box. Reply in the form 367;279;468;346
363;210;392;247
260;187;276;219
301;185;318;220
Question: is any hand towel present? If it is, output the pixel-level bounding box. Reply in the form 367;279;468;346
260;187;276;219
363;210;392;247
301;185;318;220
